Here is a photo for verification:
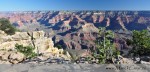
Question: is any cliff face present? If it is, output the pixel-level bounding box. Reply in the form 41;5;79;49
0;11;150;50
0;30;71;64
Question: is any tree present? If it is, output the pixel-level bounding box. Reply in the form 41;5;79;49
0;18;17;35
129;30;150;56
93;27;120;64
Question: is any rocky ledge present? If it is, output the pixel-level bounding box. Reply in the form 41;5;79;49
0;30;71;64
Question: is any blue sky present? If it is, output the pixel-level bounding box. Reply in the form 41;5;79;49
0;0;150;11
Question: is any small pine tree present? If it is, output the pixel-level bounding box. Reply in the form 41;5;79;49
94;27;120;64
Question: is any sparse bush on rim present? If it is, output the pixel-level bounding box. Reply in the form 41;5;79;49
0;18;17;35
129;30;150;56
15;44;37;59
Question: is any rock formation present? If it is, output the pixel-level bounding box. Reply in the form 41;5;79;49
0;30;71;64
0;50;25;64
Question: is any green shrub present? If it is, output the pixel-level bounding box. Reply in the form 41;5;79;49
15;44;37;59
0;18;17;35
93;27;120;64
129;30;150;56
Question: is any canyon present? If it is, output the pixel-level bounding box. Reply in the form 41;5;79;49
0;11;150;51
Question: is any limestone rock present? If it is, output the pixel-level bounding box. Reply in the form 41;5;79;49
0;30;7;36
0;50;10;60
117;55;134;64
11;32;31;41
32;31;45;39
0;40;33;51
33;38;54;53
0;30;71;64
9;52;25;64
0;30;7;43
0;51;25;64
60;51;71;60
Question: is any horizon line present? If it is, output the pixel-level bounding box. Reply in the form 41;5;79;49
1;10;150;12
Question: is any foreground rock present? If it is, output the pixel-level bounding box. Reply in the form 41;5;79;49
114;55;134;64
0;51;25;64
0;30;71;64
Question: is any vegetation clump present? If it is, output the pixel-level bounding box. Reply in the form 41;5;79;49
0;18;17;35
15;44;37;59
129;30;150;56
92;27;120;64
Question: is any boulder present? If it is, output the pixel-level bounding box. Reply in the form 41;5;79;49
116;55;134;64
0;51;25;64
9;52;25;64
